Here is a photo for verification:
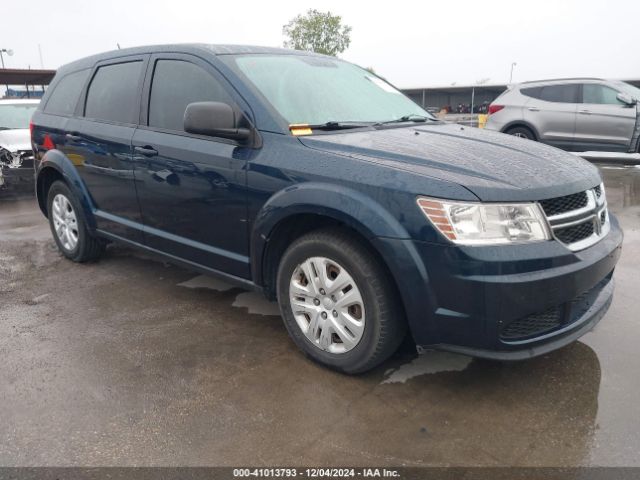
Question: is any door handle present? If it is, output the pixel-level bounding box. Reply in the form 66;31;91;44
527;107;539;112
578;109;592;115
134;145;158;157
65;133;82;141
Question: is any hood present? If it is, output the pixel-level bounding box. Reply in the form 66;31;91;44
0;129;31;152
298;123;601;202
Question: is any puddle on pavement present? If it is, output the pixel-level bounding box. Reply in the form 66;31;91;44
599;165;640;208
232;291;281;316
177;275;281;316
177;274;234;292
382;351;472;384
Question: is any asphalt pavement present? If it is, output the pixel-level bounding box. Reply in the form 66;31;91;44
0;164;639;466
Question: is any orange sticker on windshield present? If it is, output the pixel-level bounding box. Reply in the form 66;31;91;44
289;124;312;136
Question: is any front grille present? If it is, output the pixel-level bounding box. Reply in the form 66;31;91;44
540;185;608;251
555;221;594;244
500;277;610;342
540;192;588;216
500;307;562;340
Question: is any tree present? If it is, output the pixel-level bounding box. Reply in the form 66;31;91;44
283;9;352;57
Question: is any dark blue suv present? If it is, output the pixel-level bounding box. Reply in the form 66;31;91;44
31;44;622;373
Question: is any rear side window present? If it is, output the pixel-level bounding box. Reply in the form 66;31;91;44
148;60;232;131
44;69;89;115
85;61;143;123
521;84;579;103
583;84;623;105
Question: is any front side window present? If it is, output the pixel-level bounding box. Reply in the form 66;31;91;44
0;103;38;129
582;84;623;105
85;61;143;123
148;60;232;131
44;69;89;116
223;54;430;126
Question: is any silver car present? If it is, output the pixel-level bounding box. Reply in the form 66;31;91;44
485;78;640;153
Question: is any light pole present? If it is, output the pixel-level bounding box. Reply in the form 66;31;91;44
509;62;517;84
471;78;490;119
1;48;14;98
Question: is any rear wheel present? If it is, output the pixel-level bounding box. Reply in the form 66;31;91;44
506;126;536;140
47;180;105;262
276;228;406;374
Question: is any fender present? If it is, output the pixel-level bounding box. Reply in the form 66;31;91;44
36;149;98;231
251;182;410;260
250;181;435;340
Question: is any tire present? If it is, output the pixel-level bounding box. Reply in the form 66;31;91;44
47;180;105;262
276;227;406;374
506;126;536;140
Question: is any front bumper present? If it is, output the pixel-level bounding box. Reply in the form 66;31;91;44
0;161;36;194
377;214;623;359
429;275;613;360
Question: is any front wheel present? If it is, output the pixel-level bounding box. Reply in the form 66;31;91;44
276;228;406;374
47;180;105;262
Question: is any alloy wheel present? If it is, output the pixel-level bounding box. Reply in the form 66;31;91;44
51;193;79;251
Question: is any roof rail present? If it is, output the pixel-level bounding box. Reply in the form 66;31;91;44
519;77;605;85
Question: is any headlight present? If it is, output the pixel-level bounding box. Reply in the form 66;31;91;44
417;197;551;245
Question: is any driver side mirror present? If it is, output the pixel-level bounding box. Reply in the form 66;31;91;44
184;101;251;141
617;92;637;107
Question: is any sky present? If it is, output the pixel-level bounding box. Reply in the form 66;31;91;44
2;0;639;88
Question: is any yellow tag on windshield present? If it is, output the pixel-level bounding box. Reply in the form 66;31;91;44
289;124;313;136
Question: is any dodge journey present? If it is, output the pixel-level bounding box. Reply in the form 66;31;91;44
31;45;623;373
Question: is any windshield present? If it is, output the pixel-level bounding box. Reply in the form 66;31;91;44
0;103;38;130
612;81;640;100
225;54;432;127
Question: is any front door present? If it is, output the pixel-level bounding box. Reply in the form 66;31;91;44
574;83;636;152
132;54;251;278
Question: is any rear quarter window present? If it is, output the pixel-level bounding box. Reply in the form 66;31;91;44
520;86;543;100
43;69;90;116
84;61;143;124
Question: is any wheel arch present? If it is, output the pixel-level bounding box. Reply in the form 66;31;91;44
36;150;97;230
251;182;412;299
501;121;540;140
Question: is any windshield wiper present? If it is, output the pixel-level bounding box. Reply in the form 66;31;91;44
374;114;436;126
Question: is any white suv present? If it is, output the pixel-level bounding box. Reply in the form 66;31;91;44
485;78;640;153
0;99;39;188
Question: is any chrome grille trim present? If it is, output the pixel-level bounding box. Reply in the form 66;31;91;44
540;184;609;252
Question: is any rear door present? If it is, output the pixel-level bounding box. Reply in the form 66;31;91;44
521;84;580;150
63;56;148;242
574;83;636;152
131;53;251;278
